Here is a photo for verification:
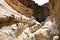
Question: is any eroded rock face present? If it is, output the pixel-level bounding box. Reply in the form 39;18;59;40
0;0;59;40
42;2;49;9
5;0;33;17
49;0;60;39
0;0;47;40
18;0;50;22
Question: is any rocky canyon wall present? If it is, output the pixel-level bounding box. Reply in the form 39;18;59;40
0;0;59;40
18;0;49;22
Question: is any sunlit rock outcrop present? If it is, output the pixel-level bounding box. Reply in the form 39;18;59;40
0;0;47;40
0;0;59;40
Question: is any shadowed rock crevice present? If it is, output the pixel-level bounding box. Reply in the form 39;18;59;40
0;0;59;40
18;0;50;22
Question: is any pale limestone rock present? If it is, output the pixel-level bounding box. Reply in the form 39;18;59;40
0;0;46;40
53;36;59;40
0;0;58;40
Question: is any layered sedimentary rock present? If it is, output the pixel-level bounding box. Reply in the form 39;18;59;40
5;0;33;17
0;0;47;40
0;0;59;40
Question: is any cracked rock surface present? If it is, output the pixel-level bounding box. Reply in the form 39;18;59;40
0;0;59;40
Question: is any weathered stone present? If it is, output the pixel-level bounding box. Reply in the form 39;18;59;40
53;36;59;40
49;0;60;39
0;0;59;40
0;0;47;40
18;0;49;22
5;0;33;17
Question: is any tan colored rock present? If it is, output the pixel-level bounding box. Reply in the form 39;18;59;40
5;0;33;17
0;32;15;40
0;0;47;40
35;33;47;40
49;0;60;39
0;0;59;40
53;36;59;40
